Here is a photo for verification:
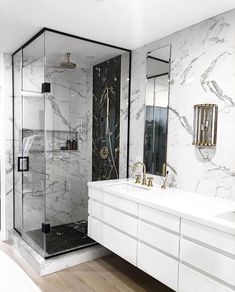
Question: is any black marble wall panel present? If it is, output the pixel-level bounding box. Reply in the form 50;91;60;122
92;56;121;180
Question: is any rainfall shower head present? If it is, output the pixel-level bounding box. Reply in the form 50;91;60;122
61;53;77;70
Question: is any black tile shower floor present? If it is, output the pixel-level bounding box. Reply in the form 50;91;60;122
26;220;96;255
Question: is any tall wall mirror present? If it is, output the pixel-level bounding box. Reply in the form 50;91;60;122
143;45;171;176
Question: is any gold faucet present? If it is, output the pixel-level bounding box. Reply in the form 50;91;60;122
161;163;169;189
132;161;147;185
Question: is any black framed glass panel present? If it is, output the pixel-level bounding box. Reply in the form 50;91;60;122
144;45;171;176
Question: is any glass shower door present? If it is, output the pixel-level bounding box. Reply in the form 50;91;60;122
43;31;95;256
21;93;46;256
12;28;131;258
20;35;47;257
13;50;23;233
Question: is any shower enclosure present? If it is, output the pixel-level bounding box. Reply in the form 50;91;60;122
12;28;131;258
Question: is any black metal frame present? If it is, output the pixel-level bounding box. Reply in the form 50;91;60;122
147;55;169;64
144;45;171;177
147;72;169;79
12;27;132;258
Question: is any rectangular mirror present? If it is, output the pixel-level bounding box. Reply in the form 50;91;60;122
143;45;171;176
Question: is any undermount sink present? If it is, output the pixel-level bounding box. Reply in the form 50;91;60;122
108;182;150;193
217;212;235;222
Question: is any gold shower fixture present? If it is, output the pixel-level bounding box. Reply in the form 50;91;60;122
61;53;77;70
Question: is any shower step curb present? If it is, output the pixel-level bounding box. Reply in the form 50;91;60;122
8;230;110;276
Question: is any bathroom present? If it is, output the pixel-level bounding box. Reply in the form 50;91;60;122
0;1;235;291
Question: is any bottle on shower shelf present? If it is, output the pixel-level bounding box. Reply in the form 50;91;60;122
66;136;72;150
72;136;78;150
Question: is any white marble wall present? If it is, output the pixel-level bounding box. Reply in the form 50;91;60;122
2;53;13;233
130;9;235;200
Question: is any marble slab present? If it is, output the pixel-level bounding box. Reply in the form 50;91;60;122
130;9;235;201
92;56;121;181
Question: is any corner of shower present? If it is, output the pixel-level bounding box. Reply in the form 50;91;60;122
12;28;131;259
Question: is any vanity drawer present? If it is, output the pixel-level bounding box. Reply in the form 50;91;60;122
88;217;137;265
179;264;234;292
138;221;179;257
89;200;138;237
139;204;180;233
180;238;235;287
181;219;235;256
88;187;138;216
137;242;178;291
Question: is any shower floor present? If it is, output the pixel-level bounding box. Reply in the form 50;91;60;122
26;220;96;256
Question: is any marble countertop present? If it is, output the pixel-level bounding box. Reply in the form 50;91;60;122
88;178;235;235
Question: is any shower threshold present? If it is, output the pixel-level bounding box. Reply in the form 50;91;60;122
10;229;109;275
24;220;96;258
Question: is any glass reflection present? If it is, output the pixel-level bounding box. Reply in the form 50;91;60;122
144;46;171;176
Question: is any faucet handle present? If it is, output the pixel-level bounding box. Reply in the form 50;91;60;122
147;177;154;187
135;174;141;184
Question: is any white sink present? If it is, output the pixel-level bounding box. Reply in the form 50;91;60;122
217;212;235;222
108;182;150;193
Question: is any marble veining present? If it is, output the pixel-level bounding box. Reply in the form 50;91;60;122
92;56;121;181
26;220;95;256
130;9;235;200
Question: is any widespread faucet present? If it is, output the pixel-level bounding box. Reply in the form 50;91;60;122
132;161;147;185
161;163;169;189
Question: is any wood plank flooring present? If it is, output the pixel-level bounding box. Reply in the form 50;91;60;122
0;242;173;292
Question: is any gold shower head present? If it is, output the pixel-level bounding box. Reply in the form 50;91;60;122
61;52;77;70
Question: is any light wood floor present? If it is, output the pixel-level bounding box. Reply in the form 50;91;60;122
0;242;173;292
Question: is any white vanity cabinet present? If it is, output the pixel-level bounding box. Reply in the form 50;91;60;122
88;184;235;292
88;187;138;265
179;219;235;292
88;187;180;291
178;264;234;292
138;243;178;290
137;205;180;291
88;217;137;265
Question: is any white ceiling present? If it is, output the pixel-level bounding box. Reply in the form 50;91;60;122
0;0;235;53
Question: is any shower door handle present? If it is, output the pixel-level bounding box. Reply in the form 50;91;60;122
18;157;29;172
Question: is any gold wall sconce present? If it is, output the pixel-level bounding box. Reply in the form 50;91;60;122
193;104;218;147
